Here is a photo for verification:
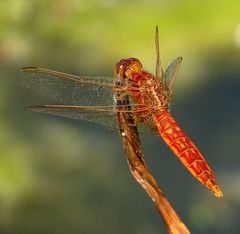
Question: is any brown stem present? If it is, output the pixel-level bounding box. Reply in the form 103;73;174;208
117;107;190;234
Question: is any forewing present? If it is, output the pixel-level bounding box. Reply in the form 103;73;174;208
19;67;115;106
155;26;163;80
163;57;182;94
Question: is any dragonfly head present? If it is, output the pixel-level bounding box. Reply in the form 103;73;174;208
115;58;142;80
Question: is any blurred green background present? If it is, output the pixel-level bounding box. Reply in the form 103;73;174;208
0;0;239;233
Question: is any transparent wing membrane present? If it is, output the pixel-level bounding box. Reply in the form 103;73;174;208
25;104;141;131
19;67;115;106
163;57;182;95
155;26;163;80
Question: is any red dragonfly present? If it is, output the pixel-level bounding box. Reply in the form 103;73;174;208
116;82;190;233
19;27;223;198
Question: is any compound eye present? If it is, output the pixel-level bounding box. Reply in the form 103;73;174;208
125;67;134;77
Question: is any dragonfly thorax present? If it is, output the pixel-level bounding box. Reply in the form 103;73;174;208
143;80;170;113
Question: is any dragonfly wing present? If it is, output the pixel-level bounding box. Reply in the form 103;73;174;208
155;26;163;81
25;104;140;131
19;67;153;133
163;57;182;96
19;67;115;106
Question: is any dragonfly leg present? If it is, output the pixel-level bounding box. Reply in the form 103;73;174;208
115;92;129;103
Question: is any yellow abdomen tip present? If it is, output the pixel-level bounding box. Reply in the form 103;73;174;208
213;186;223;198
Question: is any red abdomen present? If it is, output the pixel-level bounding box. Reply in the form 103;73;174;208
155;111;223;197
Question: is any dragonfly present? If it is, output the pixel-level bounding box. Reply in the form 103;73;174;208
116;85;190;233
19;26;223;198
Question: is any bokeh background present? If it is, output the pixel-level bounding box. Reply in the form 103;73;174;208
0;0;239;233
